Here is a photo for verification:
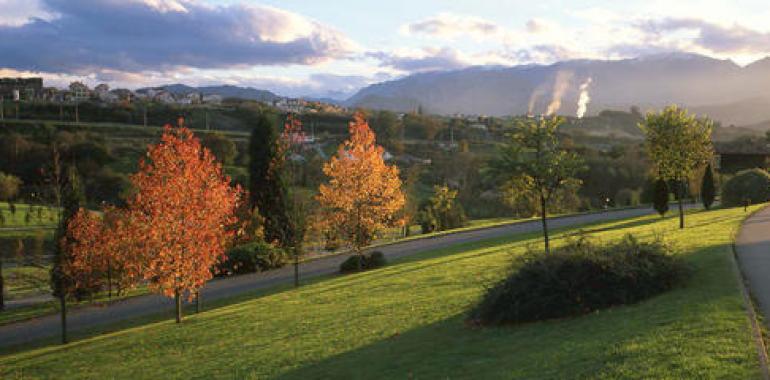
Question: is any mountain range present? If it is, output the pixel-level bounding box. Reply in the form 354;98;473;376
347;53;770;127
146;53;770;127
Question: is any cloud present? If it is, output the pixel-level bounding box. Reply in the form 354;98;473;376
0;0;357;74
0;0;55;26
404;13;501;40
369;47;470;73
504;44;579;64
636;18;770;54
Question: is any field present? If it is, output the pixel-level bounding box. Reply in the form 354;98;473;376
0;206;761;379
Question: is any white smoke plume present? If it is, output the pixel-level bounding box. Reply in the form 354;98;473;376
527;85;546;116
545;70;574;116
576;77;593;118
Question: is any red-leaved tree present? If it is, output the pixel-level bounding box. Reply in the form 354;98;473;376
126;125;242;322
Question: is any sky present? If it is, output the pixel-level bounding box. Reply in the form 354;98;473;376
2;0;770;99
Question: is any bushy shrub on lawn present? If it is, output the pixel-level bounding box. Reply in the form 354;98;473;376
340;251;387;273
721;168;770;207
470;235;689;325
217;241;287;276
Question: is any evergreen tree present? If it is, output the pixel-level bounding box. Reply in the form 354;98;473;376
50;164;84;344
701;163;716;210
653;178;669;217
248;113;290;245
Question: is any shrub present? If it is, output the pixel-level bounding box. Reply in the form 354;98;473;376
470;235;688;325
340;251;387;273
721;168;770;207
217;241;287;276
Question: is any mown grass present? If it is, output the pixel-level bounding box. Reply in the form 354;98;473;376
0;206;762;379
0;203;58;228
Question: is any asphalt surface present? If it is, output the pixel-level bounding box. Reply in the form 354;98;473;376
0;206;667;349
736;206;770;326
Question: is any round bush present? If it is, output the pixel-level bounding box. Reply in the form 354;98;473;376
470;235;688;325
340;251;387;273
722;169;770;207
217;241;287;276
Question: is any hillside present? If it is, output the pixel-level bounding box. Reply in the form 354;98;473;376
347;53;770;126
0;207;760;378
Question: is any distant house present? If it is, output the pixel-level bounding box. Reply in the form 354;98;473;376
715;146;770;174
202;94;223;104
69;81;91;101
0;77;43;100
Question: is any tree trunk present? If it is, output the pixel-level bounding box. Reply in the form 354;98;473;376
60;295;68;344
0;257;4;311
540;194;550;254
107;264;112;299
174;289;182;323
678;179;685;229
293;247;299;287
195;291;201;314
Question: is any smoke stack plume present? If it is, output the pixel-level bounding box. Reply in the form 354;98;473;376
527;85;545;116
576;77;592;118
545;70;573;116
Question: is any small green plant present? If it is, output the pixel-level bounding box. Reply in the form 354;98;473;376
470;234;689;325
217;242;287;276
340;251;387;273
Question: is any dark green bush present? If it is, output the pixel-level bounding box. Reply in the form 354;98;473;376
340;251;387;273
470;235;688;325
721;168;770;207
217;241;287;276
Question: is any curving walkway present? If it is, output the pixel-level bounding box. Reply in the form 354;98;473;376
736;206;770;323
0;206;674;349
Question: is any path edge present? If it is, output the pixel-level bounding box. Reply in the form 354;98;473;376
732;205;770;380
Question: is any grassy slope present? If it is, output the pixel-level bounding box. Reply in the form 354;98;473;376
0;206;762;379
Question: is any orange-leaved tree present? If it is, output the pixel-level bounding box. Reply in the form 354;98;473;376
127;125;242;322
62;208;107;296
318;112;405;269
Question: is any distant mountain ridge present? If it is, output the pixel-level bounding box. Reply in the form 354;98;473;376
140;84;280;102
346;52;770;126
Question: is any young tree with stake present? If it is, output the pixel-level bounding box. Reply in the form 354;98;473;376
488;116;585;254
126;125;242;323
318;112;405;269
640;105;713;228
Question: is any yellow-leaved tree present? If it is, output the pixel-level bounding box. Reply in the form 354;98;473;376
318;112;405;268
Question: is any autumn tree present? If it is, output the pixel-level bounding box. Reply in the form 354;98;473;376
640;106;713;228
487;116;585;254
126;125;241;323
62;209;106;296
277;113;309;286
51;164;84;344
318;113;405;269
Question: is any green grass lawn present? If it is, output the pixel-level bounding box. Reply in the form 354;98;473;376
0;206;763;379
0;203;58;228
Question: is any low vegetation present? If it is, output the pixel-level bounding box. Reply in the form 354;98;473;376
721;168;770;207
470;234;689;325
339;251;386;273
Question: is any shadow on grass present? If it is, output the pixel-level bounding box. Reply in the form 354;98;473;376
0;210;682;357
276;242;754;380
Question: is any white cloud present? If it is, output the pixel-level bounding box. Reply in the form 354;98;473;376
403;12;502;40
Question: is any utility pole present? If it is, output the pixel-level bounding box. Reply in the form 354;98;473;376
74;102;79;123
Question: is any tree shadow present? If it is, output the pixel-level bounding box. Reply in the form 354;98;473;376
276;241;751;379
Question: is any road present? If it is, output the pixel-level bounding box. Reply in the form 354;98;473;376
736;206;770;325
0;206;668;349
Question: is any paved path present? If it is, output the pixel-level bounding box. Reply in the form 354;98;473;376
0;206;670;349
736;206;770;324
